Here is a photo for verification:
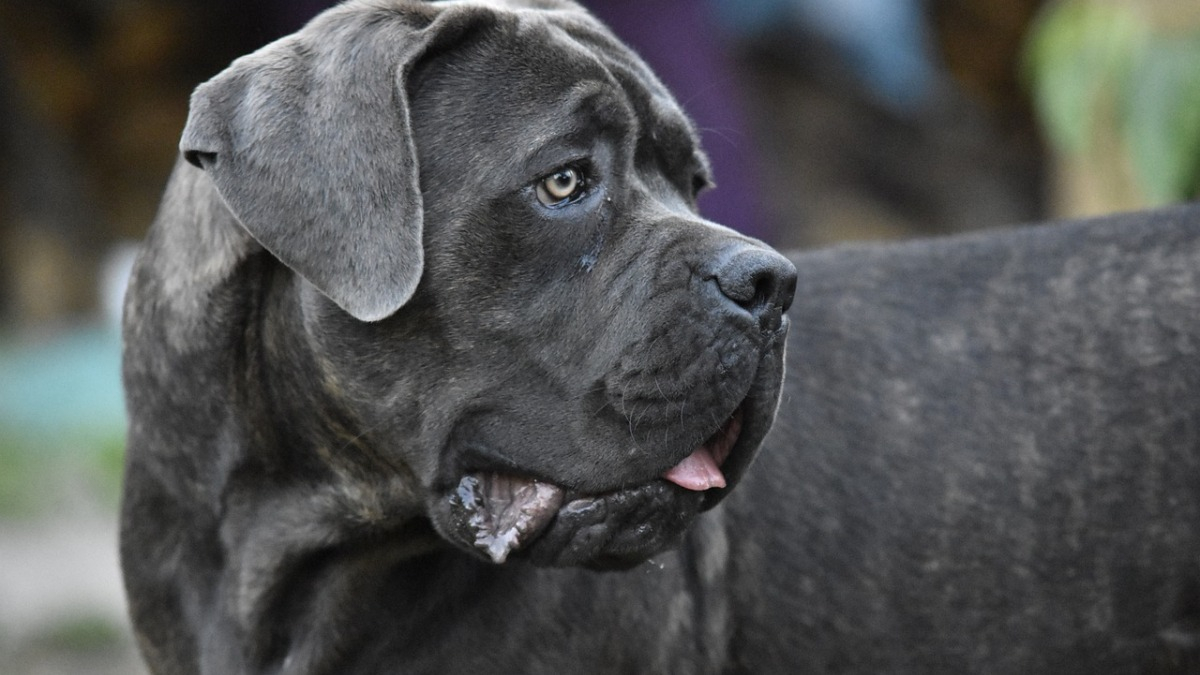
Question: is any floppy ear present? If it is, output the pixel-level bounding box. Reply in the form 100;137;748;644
180;4;473;322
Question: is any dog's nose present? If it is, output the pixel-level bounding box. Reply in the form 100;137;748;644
708;244;797;331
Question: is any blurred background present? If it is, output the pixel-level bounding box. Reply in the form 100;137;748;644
0;0;1198;672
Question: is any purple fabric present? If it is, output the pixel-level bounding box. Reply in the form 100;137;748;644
585;0;771;241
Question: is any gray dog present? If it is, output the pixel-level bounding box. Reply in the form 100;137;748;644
120;0;1200;673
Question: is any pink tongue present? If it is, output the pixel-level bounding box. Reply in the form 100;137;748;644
662;446;727;491
661;408;743;492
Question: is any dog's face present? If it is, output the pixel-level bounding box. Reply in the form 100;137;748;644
180;0;794;569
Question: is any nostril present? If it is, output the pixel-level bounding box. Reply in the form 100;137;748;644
741;269;775;312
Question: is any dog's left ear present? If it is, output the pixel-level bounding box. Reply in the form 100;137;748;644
180;5;475;322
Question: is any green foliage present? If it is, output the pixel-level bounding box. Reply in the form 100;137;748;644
0;425;126;517
0;434;45;517
1125;37;1200;203
28;614;125;653
1025;1;1200;204
1024;2;1144;154
88;433;128;503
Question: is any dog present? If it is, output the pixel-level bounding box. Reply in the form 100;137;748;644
122;0;793;672
120;0;1200;672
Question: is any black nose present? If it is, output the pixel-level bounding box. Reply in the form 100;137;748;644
709;244;797;331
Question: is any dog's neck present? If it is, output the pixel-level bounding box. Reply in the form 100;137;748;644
132;162;449;670
222;257;446;668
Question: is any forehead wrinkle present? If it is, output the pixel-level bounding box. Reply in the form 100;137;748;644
536;16;706;173
427;6;702;186
539;80;633;146
550;20;696;135
609;64;708;184
536;16;706;178
501;83;631;178
501;16;640;144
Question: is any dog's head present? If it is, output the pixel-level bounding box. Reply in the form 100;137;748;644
178;0;794;569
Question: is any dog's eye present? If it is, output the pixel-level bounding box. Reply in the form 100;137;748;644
536;167;586;207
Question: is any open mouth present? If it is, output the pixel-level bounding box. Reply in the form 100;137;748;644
660;405;743;491
447;404;746;564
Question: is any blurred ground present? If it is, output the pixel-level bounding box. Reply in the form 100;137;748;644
0;327;144;673
0;492;145;675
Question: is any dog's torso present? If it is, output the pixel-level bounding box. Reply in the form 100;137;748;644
731;208;1200;672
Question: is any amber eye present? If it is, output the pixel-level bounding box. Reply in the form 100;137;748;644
535;167;585;207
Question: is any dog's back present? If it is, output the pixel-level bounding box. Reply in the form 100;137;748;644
725;205;1200;672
